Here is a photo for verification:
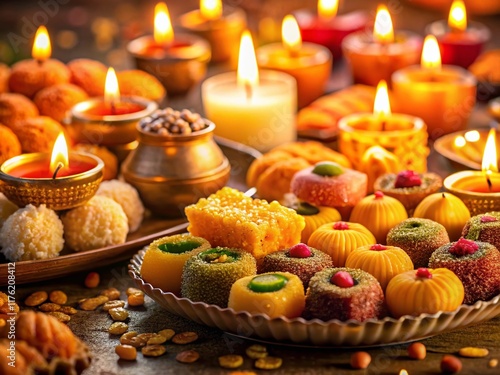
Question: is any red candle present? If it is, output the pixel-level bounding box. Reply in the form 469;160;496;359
295;0;368;59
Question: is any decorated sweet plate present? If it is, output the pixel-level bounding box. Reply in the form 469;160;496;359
128;249;500;347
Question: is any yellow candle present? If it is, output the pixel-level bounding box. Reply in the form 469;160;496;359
392;35;477;139
202;31;297;152
256;15;332;108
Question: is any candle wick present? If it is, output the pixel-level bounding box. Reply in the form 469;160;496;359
245;83;252;101
52;162;63;179
487;175;493;192
381;120;386;131
110;101;116;115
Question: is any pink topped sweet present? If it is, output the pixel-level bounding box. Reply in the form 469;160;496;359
449;238;479;256
395;170;422;188
331;271;355;288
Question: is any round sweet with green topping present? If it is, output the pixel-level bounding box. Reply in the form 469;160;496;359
181;247;257;307
228;272;305;318
141;234;211;295
462;211;500;250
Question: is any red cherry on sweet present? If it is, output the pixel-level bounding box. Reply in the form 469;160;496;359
331;271;355;288
289;243;312;258
416;268;433;279
334;222;349;230
481;215;498;223
374;191;384;199
370;244;387;251
394;170;422;188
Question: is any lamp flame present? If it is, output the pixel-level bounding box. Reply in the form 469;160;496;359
421;35;442;72
154;2;174;47
399;370;409;375
50;132;69;176
482;128;498;174
104;67;120;109
373;4;394;44
237;30;259;99
282;15;302;54
318;0;338;20
200;0;222;20
32;25;51;62
449;0;467;32
373;80;391;117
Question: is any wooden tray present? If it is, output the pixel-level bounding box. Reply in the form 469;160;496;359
0;137;261;285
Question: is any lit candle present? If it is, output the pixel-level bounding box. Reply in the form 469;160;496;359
202;30;297;152
338;80;429;174
256;15;332;108
426;0;490;68
392;35;477;139
127;2;211;95
8;25;70;98
179;0;246;64
294;0;368;59
342;4;422;86
444;128;500;215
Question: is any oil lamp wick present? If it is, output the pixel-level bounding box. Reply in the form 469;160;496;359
52;162;63;179
245;83;252;101
487;174;493;192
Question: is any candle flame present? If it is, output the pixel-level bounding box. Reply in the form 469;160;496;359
373;80;391;117
318;0;338;20
449;0;467;32
237;30;259;98
154;2;174;47
421;35;442;72
50;132;69;176
482;128;498;174
282;15;302;54
399;370;409;375
32;25;51;62
200;0;222;20
104;67;120;109
465;130;480;142
373;4;394;44
454;135;466;148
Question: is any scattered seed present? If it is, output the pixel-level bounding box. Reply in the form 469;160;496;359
172;332;198;344
39;303;61;312
489;359;498;368
59;306;77;315
255;356;282;370
176;350;200;363
49;290;67;305
128;293;145;307
84;272;100;288
103;300;126;311
218;354;243;369
245;344;268;359
120;331;139;346
47;312;71;323
115;344;137;361
350;351;371;369
25;291;48;307
408;342;426;360
126;288;142;296
0;319;6;328
100;288;121;301
441;355;462;374
147;334;167;345
79;296;109;311
142;345;167;357
108;307;129;321
458;347;489;358
109;322;129;335
137;333;155;343
158;329;175;341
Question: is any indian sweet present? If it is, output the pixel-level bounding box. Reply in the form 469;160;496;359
13;116;66;153
181;247;257;307
387;218;450;268
67;58;107;97
0;92;39;129
345;244;414;291
141;234;211;295
117;70;166;104
349;191;408;244
303;267;385;321
0;123;21;165
228;272;305;318
0;193;18;230
61;196;128;252
260;243;333;289
34;83;88;122
307;221;375;267
462;212;500;250
185;187;304;261
429;238;500;304
386;268;464;318
0;204;64;261
0;63;9;93
96;179;145;233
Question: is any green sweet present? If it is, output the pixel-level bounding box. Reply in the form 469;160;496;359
312;162;344;177
248;274;288;293
295;202;320;216
158;240;204;254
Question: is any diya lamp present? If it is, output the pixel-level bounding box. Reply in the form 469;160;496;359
342;4;422;86
202;30;297;152
294;0;369;59
0;132;104;211
66;67;158;161
452;130;483;165
256;15;332;108
127;2;211;96
179;0;246;64
8;26;70;98
426;0;490;68
338;80;429;175
392;35;477;140
444;128;500;215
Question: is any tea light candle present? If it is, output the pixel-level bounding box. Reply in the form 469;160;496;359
202;30;297;152
338;80;429;173
66;68;157;159
426;0;490;68
0;133;104;210
342;4;422;86
127;2;211;95
256;15;332;108
179;0;246;64
392;35;477;140
294;0;368;59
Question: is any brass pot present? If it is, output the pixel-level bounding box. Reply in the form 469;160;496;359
121;121;230;218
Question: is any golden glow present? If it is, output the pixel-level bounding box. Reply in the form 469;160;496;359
465;130;480;142
373;80;391;117
104;67;120;107
373;4;394;44
482;128;498;173
318;0;338;20
154;2;174;46
421;35;442;72
237;30;259;95
448;0;467;32
282;15;302;53
200;0;222;21
399;370;409;375
50;132;69;175
454;136;466;148
32;25;51;62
